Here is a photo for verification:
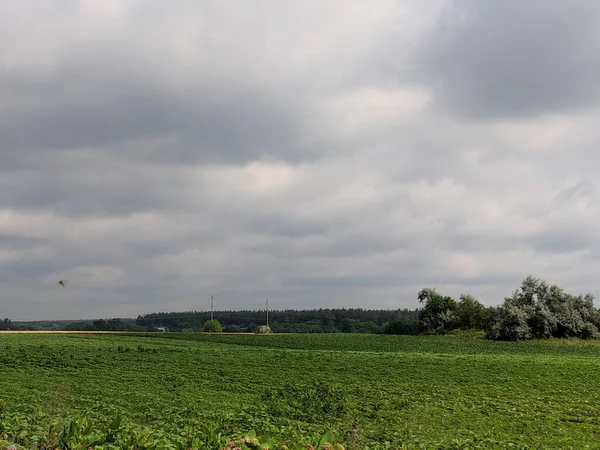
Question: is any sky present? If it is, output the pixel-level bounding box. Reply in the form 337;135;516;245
2;0;600;320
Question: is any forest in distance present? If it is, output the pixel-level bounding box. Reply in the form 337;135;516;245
3;275;600;341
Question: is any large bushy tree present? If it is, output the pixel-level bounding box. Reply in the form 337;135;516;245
417;288;457;331
452;294;493;331
488;276;600;340
416;288;492;333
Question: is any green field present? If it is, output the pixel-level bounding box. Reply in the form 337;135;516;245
1;333;600;449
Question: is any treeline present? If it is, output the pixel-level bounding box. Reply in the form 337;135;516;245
0;318;12;330
5;275;600;341
1;309;420;334
63;318;153;332
136;308;420;333
136;275;600;341
0;318;154;332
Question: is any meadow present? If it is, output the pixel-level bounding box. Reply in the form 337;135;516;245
1;333;600;449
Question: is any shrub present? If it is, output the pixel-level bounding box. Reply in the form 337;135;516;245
202;319;223;333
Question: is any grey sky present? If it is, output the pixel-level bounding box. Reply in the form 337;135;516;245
2;0;600;320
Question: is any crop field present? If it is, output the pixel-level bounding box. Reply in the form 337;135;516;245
1;333;600;449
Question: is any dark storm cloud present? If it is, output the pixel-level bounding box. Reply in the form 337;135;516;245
412;0;600;119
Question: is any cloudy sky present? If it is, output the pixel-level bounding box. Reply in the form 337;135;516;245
2;0;600;320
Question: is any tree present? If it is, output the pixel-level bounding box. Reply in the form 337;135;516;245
417;288;457;331
452;294;492;331
135;308;419;334
340;318;356;333
488;276;600;340
202;319;223;333
354;321;381;334
383;320;420;335
488;304;531;341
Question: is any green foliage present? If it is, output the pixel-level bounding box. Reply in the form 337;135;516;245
135;308;418;334
8;275;600;343
488;303;532;341
413;276;600;341
488;275;600;341
353;320;382;334
452;295;493;331
0;410;343;450
340;318;355;333
202;319;223;333
62;318;150;332
3;333;600;449
441;329;486;339
260;381;350;423
145;331;600;356
417;287;457;331
382;320;420;335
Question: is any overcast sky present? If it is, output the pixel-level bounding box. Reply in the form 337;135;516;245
3;0;600;320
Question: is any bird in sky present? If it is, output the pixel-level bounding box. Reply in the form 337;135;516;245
58;280;68;288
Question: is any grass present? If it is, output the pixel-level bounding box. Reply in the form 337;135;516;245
1;333;600;449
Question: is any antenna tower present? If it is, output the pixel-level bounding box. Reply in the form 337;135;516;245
266;297;269;328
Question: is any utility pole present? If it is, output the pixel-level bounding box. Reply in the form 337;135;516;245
266;297;269;328
211;295;214;321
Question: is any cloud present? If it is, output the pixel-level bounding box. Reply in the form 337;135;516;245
2;0;600;320
411;0;600;120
